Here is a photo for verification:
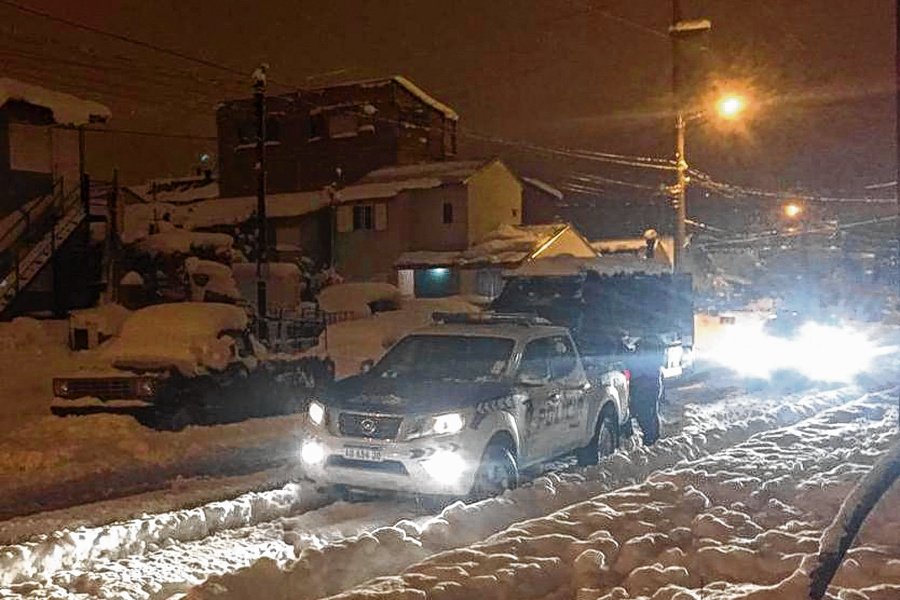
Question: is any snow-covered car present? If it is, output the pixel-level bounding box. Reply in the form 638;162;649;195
52;302;331;428
299;313;631;499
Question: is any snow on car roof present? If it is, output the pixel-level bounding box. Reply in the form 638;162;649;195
0;77;110;125
103;303;248;376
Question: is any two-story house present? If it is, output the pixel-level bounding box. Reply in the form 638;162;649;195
330;158;523;284
216;76;458;198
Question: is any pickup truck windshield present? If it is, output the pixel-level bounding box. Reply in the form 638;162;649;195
374;335;514;382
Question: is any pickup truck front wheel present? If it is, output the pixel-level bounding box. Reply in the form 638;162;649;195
576;405;619;466
469;443;518;501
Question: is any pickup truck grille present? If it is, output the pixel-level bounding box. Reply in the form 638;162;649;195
338;413;402;440
63;378;138;400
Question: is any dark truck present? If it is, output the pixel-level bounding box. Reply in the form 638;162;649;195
491;270;695;444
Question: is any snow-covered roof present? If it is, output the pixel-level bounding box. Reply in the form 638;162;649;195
522;177;564;200
336;160;494;203
391;76;459;121
122;190;332;244
395;224;569;268
127;177;219;205
103;303;248;376
0;78;110;126
312;75;458;121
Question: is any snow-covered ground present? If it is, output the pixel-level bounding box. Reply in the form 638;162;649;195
1;360;895;598
0;313;895;600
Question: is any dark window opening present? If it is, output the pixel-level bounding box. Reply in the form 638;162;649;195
309;113;327;139
237;122;256;145
265;116;281;142
353;204;374;230
328;113;359;138
442;202;453;224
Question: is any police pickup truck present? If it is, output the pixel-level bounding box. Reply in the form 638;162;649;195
299;313;632;499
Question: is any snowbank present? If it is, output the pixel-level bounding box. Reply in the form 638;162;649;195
317;283;401;317
103;303;248;375
68;304;131;341
186;258;241;302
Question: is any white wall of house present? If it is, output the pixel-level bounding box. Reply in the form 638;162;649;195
466;160;522;246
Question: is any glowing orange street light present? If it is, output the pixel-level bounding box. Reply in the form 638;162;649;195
783;202;803;218
716;94;746;120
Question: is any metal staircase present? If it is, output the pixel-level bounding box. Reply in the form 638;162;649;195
0;179;86;316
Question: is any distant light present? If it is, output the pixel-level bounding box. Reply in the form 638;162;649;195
428;268;450;279
716;95;746;120
199;153;211;163
783;202;803;218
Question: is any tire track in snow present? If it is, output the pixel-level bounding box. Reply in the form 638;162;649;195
189;384;891;600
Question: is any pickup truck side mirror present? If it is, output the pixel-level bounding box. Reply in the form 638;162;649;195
360;359;374;374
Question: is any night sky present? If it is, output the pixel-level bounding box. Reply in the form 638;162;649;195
1;0;895;200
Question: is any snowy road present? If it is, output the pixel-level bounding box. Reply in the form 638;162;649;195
2;360;895;599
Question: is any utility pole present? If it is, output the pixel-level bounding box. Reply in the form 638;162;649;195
253;64;269;340
669;1;710;272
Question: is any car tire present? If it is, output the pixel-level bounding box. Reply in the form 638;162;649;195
576;405;619;466
469;443;518;501
631;373;662;446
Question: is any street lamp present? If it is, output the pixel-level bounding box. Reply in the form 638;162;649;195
716;94;746;120
783;202;803;219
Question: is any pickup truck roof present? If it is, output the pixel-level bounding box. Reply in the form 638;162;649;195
413;321;572;343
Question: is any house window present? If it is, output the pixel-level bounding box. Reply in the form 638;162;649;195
353;204;374;230
309;113;326;140
328;113;359;138
237;122;256;145
442;202;453;224
265;116;281;142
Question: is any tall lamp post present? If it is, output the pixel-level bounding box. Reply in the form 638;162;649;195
669;9;710;272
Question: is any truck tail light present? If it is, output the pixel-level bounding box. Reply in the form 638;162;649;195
53;379;70;396
135;378;157;397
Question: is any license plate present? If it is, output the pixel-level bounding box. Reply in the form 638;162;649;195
344;446;383;462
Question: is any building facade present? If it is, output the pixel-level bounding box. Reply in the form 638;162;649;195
216;76;459;198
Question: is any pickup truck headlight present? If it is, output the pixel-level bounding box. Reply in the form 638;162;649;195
404;412;465;440
308;400;325;426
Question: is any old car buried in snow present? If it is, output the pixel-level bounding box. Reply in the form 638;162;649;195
52;302;332;429
299;312;632;500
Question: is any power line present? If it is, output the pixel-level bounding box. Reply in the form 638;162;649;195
0;0;247;78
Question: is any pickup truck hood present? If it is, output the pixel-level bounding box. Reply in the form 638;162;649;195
324;375;513;414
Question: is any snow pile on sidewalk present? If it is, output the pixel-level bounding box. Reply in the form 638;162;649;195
0;482;321;589
186;382;893;600
317;283;401;318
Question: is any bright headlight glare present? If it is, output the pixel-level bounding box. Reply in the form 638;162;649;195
308;400;325;426
422;450;466;481
300;440;325;465
432;413;464;435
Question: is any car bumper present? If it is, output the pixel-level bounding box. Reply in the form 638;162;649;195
52;396;155;409
298;425;484;496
